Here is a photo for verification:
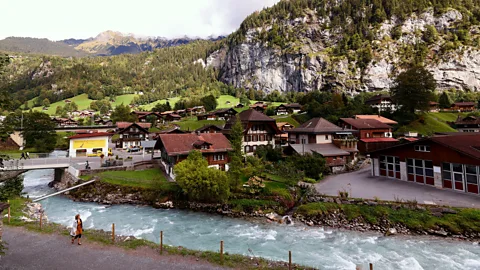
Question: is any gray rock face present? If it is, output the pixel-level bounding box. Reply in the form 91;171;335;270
209;8;479;93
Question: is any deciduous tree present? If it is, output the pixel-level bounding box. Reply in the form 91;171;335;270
228;115;244;190
390;66;436;114
174;150;230;203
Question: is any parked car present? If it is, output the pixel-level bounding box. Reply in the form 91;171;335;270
127;147;140;153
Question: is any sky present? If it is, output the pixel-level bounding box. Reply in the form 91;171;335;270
1;0;280;40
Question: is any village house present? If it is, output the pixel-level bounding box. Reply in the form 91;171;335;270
195;124;223;134
276;122;295;145
222;109;281;154
369;133;480;195
151;126;187;140
115;122;151;149
275;103;302;115
94;119;113;126
285;117;358;172
52;117;78;127
135;112;162;123
450;102;476;112
429;101;440;112
68;132;112;157
186;106;206;116
453;115;480;132
365;94;397;112
155;133;232;179
339;118;398;153
196;108;237;121
164;113;182;123
250;102;268;113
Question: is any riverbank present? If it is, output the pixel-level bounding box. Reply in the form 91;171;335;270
1;198;311;270
56;174;480;242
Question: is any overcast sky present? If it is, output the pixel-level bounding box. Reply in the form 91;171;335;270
1;0;280;40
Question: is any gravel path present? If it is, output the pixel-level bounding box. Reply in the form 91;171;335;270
0;227;227;270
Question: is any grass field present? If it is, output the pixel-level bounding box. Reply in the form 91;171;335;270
141;97;181;111
397;112;466;136
81;169;167;189
112;94;138;107
29;94;94;115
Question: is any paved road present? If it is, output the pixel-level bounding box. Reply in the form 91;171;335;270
315;166;480;208
0;227;225;270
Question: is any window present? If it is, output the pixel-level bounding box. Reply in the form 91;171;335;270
407;158;434;180
325;135;329;140
201;144;209;150
414;145;431;152
213;154;225;161
379;155;400;178
301;138;306;144
466;165;478;185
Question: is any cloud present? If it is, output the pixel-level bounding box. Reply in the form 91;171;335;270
0;0;280;40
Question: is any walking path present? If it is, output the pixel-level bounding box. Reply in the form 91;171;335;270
0;227;226;270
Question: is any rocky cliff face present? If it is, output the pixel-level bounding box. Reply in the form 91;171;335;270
208;9;480;93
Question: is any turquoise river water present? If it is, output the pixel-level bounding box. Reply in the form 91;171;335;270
22;169;480;270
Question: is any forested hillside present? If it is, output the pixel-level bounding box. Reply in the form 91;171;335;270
0;37;88;57
0;41;222;110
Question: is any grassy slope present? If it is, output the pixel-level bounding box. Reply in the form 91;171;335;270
398;112;466;136
29;94;93;114
272;115;300;127
111;94;138;107
296;202;480;235
140;97;181;111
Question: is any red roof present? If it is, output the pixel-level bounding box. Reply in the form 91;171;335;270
354;115;398;125
454;102;476;107
116;122;152;129
69;132;113;139
360;138;399;143
158;133;232;156
431;134;480;160
403;138;418;142
340;118;391;129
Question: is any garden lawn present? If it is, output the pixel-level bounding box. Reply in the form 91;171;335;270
83;169;167;189
216;95;241;108
397;113;459;136
29;94;94;115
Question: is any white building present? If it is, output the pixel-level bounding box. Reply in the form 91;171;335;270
68;132;111;157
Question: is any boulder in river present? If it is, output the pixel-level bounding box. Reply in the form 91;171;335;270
384;228;397;236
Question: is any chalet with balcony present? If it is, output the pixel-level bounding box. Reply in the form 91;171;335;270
135;112;162;123
451;102;476;112
222;109;281;154
186;106;206;116
276;122;294;145
197;108;237;121
155;133;232;178
453;115;480;132
286;117;358;172
370;133;480;196
115;122;151;149
339;118;398;153
275;103;302;115
365;94;397;112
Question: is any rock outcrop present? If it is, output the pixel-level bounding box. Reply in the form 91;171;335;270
208;8;480;93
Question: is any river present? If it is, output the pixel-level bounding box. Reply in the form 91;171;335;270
21;169;480;270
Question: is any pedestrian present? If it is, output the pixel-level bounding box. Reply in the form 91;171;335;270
85;160;90;170
70;214;83;245
20;152;26;160
26;152;30;159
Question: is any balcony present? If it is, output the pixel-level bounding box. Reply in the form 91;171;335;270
333;138;358;151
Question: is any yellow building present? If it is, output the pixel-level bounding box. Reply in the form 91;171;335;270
69;133;111;157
